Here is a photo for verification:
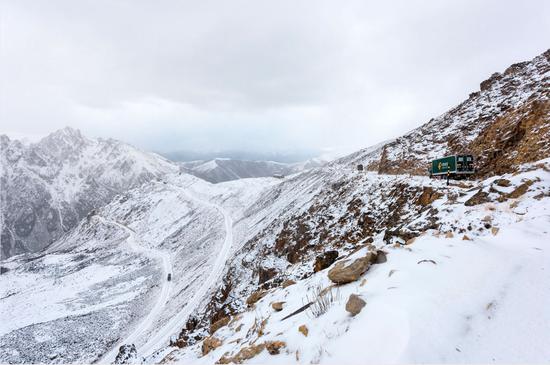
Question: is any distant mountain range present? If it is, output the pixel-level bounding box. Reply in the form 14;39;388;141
179;158;326;183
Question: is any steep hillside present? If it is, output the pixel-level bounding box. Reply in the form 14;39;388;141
180;158;325;183
355;49;549;177
0;127;178;258
154;50;550;364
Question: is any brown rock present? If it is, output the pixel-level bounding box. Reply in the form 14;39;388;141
417;187;443;206
265;341;286;355
281;279;296;288
482;215;492;222
271;301;285;311
345;294;366;316
218;344;265;364
507;181;533;199
246;290;267;307
374;250;387;264
298;325;308;337
465;189;490;206
202;336;222;356
491;227;500;236
328;253;373;284
462;235;471;241
445;231;454;239
210;316;230;334
405;237;416;245
313;250;339;272
258;266;278;284
494;179;511;187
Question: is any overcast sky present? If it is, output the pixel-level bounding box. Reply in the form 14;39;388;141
1;0;549;156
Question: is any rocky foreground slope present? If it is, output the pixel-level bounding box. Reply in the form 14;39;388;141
157;50;550;363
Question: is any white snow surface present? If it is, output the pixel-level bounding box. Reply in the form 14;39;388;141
166;160;550;364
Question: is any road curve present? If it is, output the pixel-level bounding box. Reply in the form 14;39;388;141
136;183;234;359
99;219;172;364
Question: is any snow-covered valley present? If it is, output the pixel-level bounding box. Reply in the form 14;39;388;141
1;49;549;364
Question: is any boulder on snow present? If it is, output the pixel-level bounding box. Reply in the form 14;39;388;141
210;316;230;334
246;290;267;307
202;336;222;356
374;250;387;263
328;253;374;284
345;294;366;316
218;344;265;364
445;231;454;239
114;344;137;364
298;324;309;337
416;186;443;206
281;279;296;288
491;227;500;236
313;250;339;272
507;181;533;199
494;178;511;187
271;301;285;311
258;266;278;284
265;341;286;355
465;189;490;206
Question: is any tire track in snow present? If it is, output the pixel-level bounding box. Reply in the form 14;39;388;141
99;218;172;364
136;182;234;360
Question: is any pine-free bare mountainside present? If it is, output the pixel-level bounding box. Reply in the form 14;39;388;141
0;49;549;364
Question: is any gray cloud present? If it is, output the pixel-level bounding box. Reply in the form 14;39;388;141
1;0;548;155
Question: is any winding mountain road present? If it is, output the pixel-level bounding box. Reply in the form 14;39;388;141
137;183;234;359
99;219;173;364
98;181;233;363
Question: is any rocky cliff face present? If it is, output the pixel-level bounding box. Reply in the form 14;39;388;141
0;127;178;258
358;49;549;176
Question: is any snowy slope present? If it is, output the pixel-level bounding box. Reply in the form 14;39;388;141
0;127;179;257
352;49;549;176
165;159;550;364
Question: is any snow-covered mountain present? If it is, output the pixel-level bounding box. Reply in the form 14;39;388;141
0;127;178;258
179;158;326;183
352;49;549;177
1;50;549;365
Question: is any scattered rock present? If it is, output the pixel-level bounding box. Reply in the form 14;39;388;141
360;278;367;286
313;250;339;272
173;338;187;348
265;341;286;355
388;269;398;277
491;227;499;236
202;336;222;356
114;344;137;364
345;294;366;316
462;235;472;241
271;301;285;311
298;325;309;337
281;279;296;288
445;231;454;239
328;253;374;284
416;186;443;206
507;181;533;199
374;250;387;263
494;178;511;187
210;316;230;334
258;266;278;284
218;344;265;364
482;215;492;222
405;237;416;245
465;189;490;206
246;290;267;307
